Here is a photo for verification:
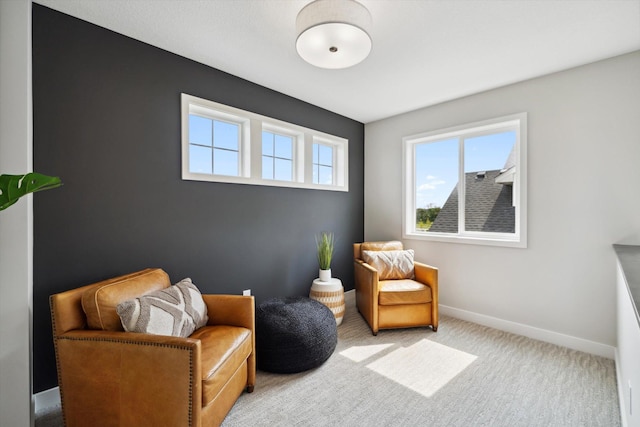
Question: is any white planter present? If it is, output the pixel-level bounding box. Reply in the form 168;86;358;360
319;268;332;282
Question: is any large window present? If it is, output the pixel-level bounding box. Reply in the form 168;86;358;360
182;94;348;191
403;113;527;247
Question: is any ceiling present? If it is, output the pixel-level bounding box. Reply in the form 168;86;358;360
35;0;640;124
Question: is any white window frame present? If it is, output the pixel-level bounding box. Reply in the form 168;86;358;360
402;113;527;248
182;93;348;192
312;139;340;186
261;126;298;182
186;107;248;178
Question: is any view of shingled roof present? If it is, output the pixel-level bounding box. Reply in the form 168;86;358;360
429;169;515;233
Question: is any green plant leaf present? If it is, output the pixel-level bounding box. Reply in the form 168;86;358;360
0;173;62;211
315;231;335;270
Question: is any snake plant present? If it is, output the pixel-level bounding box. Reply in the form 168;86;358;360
315;231;335;270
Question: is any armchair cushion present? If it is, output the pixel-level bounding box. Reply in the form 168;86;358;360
81;268;170;331
362;249;415;280
379;279;432;305
190;325;252;405
116;278;208;337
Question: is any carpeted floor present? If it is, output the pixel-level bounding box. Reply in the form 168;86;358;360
36;291;620;426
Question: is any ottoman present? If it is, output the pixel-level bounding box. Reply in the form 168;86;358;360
256;296;338;373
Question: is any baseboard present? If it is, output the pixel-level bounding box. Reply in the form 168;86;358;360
34;386;60;413
440;304;616;359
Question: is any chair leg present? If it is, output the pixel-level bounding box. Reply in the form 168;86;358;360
246;385;254;393
432;325;438;332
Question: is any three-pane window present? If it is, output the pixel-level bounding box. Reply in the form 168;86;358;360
182;93;349;192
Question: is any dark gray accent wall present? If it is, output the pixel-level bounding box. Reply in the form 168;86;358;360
32;4;364;393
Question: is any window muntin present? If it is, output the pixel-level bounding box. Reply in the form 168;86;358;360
182;93;349;192
313;142;334;185
188;115;240;176
404;113;527;248
262;131;294;181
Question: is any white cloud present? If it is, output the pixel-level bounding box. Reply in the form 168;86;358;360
418;179;445;191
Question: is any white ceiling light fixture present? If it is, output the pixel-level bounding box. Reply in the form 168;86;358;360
296;0;372;69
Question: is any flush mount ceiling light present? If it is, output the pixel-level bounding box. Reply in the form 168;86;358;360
296;0;372;69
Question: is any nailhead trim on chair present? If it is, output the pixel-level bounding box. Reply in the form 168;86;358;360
54;334;197;427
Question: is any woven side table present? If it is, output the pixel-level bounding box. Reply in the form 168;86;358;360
310;277;345;326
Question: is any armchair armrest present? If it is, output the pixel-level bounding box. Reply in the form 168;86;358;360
354;259;380;332
55;329;202;426
201;294;256;391
414;262;438;292
415;261;439;330
354;259;379;293
202;294;255;330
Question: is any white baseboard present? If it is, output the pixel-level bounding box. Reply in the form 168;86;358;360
34;386;60;413
440;304;615;359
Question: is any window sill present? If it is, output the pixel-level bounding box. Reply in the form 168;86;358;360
403;231;527;249
182;173;348;192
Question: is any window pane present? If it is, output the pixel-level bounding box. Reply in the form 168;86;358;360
274;158;292;181
318;144;333;166
189;115;212;146
262;156;274;179
313;143;333;184
274;135;292;159
415;138;458;232
214;120;239;151
464;131;516;233
464;131;515;173
319;165;333;185
213;148;238;176
262;131;274;156
189;145;212;174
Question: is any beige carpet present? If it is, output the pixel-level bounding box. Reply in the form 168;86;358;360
36;291;620;426
222;291;619;426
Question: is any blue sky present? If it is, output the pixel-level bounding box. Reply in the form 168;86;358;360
415;131;515;208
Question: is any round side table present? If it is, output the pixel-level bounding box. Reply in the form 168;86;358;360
310;277;345;326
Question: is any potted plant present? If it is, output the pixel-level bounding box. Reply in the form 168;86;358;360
315;231;334;282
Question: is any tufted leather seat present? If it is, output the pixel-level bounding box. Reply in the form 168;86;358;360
50;268;255;427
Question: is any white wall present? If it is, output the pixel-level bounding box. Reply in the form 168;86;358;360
0;0;34;426
364;51;640;353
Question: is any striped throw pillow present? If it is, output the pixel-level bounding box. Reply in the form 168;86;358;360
116;278;208;337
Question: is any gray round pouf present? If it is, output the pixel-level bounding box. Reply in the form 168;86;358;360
256;296;338;373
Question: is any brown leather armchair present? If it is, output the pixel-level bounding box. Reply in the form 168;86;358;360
50;268;255;427
353;241;438;335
